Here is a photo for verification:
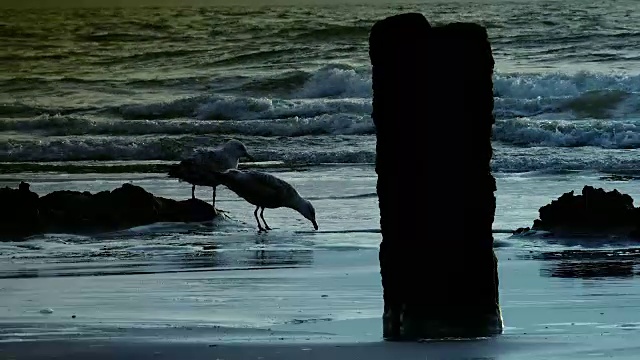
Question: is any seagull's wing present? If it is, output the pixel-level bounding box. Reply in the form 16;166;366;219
194;149;236;171
244;170;299;199
167;158;198;179
216;170;298;208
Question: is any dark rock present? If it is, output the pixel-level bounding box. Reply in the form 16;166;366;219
18;181;31;192
514;227;530;234
0;182;217;240
531;185;640;237
156;197;217;223
0;182;41;238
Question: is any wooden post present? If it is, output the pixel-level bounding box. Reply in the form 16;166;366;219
370;13;503;340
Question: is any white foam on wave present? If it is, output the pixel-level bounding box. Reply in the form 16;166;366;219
114;69;640;122
492;144;640;174
279;66;640;104
0;112;374;137
295;65;372;99
0;133;377;163
7;116;640;166
119;95;372;122
4;68;640;129
493;71;640;119
494;118;640;148
8;69;638;139
3;67;640;121
493;71;640;99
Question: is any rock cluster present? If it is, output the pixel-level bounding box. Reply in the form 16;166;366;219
531;185;640;238
0;182;216;240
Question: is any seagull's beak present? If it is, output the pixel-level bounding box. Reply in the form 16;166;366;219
312;219;318;231
244;153;255;162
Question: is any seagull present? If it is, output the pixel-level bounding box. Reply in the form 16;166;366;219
167;139;253;209
213;169;318;232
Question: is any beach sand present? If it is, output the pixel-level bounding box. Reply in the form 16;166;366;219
4;336;637;360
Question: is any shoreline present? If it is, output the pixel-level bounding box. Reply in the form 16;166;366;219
2;332;640;360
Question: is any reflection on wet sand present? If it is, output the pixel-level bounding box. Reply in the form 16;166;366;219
0;248;314;279
251;249;312;267
541;260;635;279
519;248;640;279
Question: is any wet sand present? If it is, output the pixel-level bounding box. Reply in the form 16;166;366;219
2;331;640;360
3;243;640;360
3;168;640;359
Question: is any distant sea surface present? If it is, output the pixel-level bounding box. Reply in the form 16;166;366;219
1;0;640;174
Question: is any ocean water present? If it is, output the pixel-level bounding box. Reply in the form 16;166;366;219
1;0;640;170
2;0;640;344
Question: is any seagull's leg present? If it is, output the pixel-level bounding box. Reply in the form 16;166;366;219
259;207;272;230
191;185;195;199
254;206;266;233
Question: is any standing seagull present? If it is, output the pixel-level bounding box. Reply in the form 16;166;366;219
167;139;253;209
214;169;318;232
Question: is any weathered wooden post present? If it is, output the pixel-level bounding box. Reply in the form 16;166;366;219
370;13;502;340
